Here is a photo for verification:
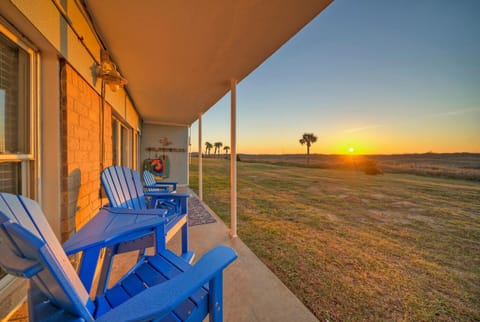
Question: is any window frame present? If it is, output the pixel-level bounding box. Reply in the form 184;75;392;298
0;25;36;160
112;115;134;168
0;22;38;285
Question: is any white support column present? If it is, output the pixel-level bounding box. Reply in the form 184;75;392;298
198;114;203;200
230;79;238;238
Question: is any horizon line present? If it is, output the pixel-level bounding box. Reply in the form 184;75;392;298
190;151;480;156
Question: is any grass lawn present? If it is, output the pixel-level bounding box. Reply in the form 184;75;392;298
189;157;480;321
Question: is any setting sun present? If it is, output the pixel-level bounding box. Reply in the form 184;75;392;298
348;147;355;153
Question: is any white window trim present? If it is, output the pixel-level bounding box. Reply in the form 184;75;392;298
112;115;135;168
0;22;37;155
0;20;39;292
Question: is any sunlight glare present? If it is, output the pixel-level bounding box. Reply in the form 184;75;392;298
349;147;355;153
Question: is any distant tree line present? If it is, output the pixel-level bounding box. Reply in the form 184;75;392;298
203;141;230;158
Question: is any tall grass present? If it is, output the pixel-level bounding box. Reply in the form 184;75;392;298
240;153;480;181
190;157;480;321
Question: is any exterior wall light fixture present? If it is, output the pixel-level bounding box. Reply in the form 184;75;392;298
96;49;127;92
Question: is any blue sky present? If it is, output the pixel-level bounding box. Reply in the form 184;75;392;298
191;0;480;154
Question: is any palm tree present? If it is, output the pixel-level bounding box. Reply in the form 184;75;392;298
205;142;213;157
214;142;223;158
223;146;230;156
299;133;317;164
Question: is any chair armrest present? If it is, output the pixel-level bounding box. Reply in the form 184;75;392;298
153;181;177;185
145;193;190;215
63;209;175;255
100;207;169;216
144;192;190;199
0;231;43;278
144;184;170;192
96;246;237;322
146;181;177;190
144;193;190;214
157;181;177;191
0;252;42;278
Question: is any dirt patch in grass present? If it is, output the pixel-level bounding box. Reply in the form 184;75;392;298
190;158;480;321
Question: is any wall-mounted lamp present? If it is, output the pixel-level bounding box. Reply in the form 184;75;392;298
96;50;127;92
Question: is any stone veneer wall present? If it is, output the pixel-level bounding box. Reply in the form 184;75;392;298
60;62;112;242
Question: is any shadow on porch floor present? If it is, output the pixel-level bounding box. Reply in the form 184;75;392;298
165;188;318;322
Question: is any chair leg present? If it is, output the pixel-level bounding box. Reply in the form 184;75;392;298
209;273;224;322
182;220;189;256
180;197;188;216
77;247;102;294
155;225;167;251
137;247;146;261
96;246;116;295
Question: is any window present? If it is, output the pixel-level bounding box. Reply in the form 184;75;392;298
0;26;36;280
134;130;140;170
112;117;133;167
112;118;118;165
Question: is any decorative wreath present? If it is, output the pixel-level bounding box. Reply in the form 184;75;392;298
149;159;164;176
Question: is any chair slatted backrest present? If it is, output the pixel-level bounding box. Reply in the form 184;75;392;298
101;166;148;209
143;170;176;192
143;170;157;192
0;193;94;320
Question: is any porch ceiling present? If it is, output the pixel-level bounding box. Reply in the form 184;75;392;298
83;0;332;126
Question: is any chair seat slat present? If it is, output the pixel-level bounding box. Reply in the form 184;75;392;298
95;295;112;318
156;312;182;322
148;253;183;278
105;284;130;308
121;273;147;297
172;298;198;321
149;254;208;306
160;249;195;272
136;262;168;286
102;256;205;321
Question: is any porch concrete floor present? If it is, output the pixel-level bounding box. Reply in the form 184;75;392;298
108;189;318;322
172;189;318;322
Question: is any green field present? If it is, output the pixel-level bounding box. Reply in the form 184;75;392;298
189;157;480;321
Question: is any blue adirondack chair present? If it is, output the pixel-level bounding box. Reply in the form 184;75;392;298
0;193;237;322
143;170;177;193
101;166;191;257
102;166;185;213
100;166;193;294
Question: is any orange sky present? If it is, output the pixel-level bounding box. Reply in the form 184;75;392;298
191;1;480;155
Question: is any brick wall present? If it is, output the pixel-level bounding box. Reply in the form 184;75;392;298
60;62;112;242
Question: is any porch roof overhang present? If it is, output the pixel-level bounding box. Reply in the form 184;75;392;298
83;0;333;126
